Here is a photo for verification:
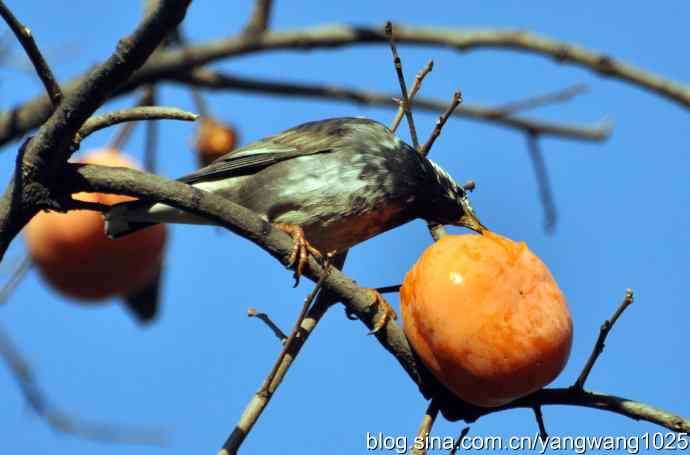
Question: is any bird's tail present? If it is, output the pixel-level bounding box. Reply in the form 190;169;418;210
104;200;159;239
104;199;213;239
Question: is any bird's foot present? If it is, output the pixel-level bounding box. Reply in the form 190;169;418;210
274;223;323;287
367;289;398;335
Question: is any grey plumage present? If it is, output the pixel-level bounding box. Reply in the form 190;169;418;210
104;117;483;252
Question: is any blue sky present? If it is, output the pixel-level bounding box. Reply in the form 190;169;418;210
1;1;689;454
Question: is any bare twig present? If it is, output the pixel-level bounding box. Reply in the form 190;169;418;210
526;133;557;233
420;90;462;156
79;106;197;141
533;405;548;442
375;284;401;294
247;307;288;343
243;0;273;36
0;324;169;445
0;1;62;107
391;59;433;132
108;87;157;151
220;252;347;455
385;21;419;149
260;257;333;394
411;400;440;455
449;427;471;455
0;253;31;305
143;87;159;172
490;83;588;116
574;289;634;390
168;69;609;141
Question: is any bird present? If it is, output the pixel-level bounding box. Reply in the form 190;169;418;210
104;117;485;331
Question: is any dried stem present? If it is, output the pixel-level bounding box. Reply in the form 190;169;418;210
243;0;273;36
574;289;634;390
143;86;159;172
533;405;548;442
526;133;557;233
259;258;332;394
490;83;588;116
449;427;471;455
0;324;169;445
411;400;440;455
375;284;401;294
220;253;347;455
391;59;433;132
385;21;419;149
0;1;62;107
420;90;462;156
0;253;31;305
247;307;288;343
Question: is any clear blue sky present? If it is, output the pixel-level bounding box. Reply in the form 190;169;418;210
1;1;688;454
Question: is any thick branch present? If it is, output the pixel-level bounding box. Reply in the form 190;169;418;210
0;0;191;260
59;164;690;434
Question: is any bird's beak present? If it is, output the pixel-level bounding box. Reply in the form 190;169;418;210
456;210;486;234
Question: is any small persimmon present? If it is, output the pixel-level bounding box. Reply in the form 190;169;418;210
194;117;238;166
400;232;572;407
24;149;167;301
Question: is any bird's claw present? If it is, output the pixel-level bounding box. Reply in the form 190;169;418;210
367;289;398;335
274;223;323;287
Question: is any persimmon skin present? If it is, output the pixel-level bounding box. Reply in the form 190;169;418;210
24;149;167;301
400;233;572;407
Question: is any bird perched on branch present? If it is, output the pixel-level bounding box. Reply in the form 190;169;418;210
104;117;485;331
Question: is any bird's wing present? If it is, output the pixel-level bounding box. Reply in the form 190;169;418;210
179;118;368;184
179;141;331;184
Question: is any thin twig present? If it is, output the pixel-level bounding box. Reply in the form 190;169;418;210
490;83;588;116
385;21;419;149
79;106;197;141
0;1;62;107
420;90;462;156
574;289;634;390
526;133;557;233
242;0;273;36
0;253;31;305
391;59;433;132
449;427;471;455
375;284;401;294
247;307;288;343
0;324;169;445
143;86;158;172
259;257;333;394
167;69;610;142
533;405;548;442
220;252;347;455
411;400;440;455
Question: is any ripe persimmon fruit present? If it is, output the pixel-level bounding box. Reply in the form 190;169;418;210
194;117;237;166
400;232;572;407
24;149;167;301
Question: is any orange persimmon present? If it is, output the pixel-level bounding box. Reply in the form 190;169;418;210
400;232;572;407
24;149;167;301
194;117;237;166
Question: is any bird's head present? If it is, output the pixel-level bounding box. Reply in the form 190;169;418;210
426;159;486;233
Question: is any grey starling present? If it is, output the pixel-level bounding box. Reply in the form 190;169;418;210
104;117;484;282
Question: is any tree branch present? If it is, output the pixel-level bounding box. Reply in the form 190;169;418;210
166;69;610;141
2;23;655;147
56;164;689;434
242;0;273;36
78;106;197;141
